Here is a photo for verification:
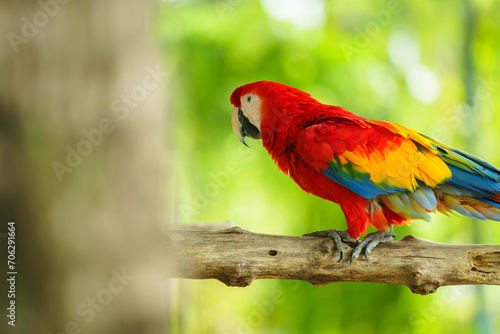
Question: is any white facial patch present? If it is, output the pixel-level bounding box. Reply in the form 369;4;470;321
241;93;262;131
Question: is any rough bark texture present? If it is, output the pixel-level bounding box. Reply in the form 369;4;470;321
166;226;500;295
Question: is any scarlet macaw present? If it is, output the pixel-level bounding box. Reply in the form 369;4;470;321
230;81;500;262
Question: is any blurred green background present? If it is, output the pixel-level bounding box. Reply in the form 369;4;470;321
160;0;500;333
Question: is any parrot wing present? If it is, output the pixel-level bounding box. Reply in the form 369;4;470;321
296;117;500;220
296;117;452;198
372;120;500;191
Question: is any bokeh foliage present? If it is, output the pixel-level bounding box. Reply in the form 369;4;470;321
159;0;500;333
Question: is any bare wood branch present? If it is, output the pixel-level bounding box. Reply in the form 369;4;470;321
167;221;236;231
165;226;500;295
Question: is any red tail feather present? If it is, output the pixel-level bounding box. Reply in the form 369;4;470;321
489;194;500;203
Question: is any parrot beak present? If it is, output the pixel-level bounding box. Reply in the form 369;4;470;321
232;106;249;147
231;106;261;147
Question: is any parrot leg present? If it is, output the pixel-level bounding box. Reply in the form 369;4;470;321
303;229;357;262
350;224;396;264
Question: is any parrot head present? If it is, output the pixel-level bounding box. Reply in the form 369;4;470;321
230;83;264;147
230;81;317;147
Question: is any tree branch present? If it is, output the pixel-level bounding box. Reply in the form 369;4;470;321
165;226;500;295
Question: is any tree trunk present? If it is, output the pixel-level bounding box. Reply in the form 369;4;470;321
0;1;170;333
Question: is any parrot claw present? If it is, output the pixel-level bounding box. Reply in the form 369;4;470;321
303;229;357;262
350;225;395;265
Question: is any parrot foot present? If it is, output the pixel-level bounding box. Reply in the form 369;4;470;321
303;229;357;262
350;225;395;264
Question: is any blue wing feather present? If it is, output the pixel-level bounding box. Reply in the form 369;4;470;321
322;159;408;199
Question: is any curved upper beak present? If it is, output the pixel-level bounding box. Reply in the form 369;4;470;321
231;106;249;147
231;106;261;147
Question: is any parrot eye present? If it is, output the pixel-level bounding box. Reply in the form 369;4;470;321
247;96;252;103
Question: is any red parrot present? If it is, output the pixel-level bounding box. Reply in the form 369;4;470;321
230;81;500;262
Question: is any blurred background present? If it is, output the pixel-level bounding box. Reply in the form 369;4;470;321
1;0;169;333
0;0;499;333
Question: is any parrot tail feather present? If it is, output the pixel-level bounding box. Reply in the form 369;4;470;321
477;194;500;210
379;186;436;222
440;194;500;221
